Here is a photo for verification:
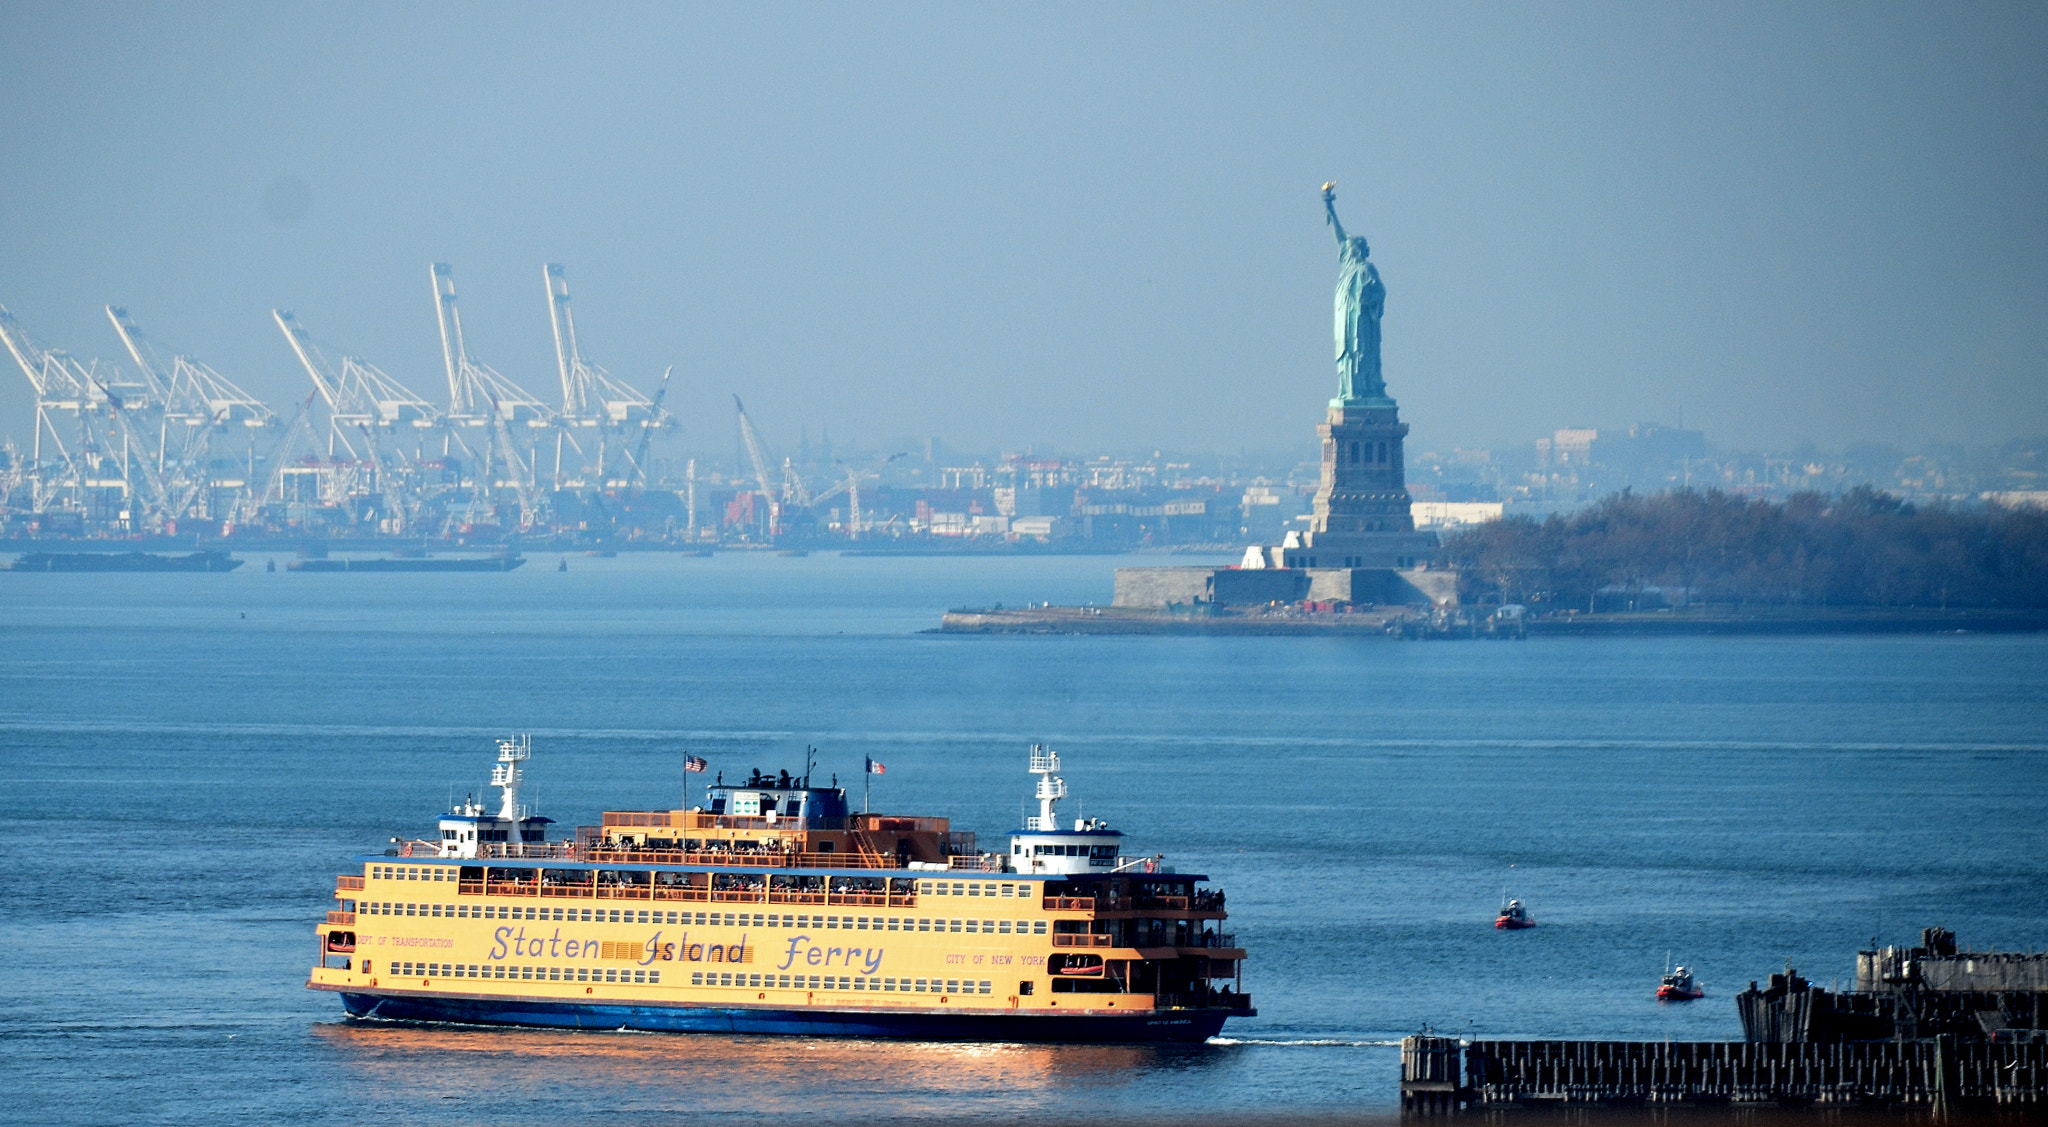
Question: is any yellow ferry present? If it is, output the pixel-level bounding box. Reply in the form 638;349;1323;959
310;738;1251;1041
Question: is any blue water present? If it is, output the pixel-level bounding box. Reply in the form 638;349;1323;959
2;552;2044;1124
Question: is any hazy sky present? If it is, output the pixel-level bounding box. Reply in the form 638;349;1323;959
2;3;2044;461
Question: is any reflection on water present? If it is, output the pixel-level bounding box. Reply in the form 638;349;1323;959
313;1018;1209;1121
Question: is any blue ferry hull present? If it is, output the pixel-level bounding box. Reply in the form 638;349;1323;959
338;991;1230;1043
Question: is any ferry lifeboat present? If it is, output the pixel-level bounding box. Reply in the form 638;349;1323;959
307;738;1253;1043
1657;965;1704;1001
1495;897;1534;930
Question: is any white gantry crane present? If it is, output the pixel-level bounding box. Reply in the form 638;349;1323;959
430;264;549;530
431;263;552;429
732;393;794;537
543;264;669;486
104;306;274;525
274;309;439;453
273;309;444;532
0;303;158;520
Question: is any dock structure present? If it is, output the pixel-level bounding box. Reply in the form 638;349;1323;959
1404;928;2048;1113
1402;1035;2045;1112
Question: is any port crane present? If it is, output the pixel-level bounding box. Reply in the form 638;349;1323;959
273;309;446;530
104;306;274;524
0;303;157;519
431;264;553;527
543;264;670;486
733;394;786;536
431;264;553;430
274;310;439;457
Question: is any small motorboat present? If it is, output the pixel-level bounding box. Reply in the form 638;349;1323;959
1658;963;1704;1001
1495;895;1535;930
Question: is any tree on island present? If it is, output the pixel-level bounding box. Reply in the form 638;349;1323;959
1444;487;2048;611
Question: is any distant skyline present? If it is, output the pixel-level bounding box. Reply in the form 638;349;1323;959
2;3;2044;460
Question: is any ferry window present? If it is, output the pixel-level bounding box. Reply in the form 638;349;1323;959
998;920;1012;934
914;979;929;992
691;972;704;985
979;981;992;994
1020;980;1033;995
886;918;900;931
967;884;979;897
950;882;964;895
650;971;660;983
983;919;994;932
1033;921;1047;934
945;980;959;994
948;919;962;933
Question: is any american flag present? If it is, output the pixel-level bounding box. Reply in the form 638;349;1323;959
866;757;886;775
684;755;708;773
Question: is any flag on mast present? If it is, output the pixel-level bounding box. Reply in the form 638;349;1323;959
866;757;886;775
684;755;708;773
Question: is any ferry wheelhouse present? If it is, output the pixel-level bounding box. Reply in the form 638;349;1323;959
310;740;1252;1042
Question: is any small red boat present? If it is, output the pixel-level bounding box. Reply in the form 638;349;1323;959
1495;896;1534;930
1657;964;1704;1001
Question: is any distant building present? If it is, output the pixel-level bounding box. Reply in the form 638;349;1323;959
1411;501;1504;529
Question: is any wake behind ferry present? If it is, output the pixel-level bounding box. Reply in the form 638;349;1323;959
310;739;1252;1042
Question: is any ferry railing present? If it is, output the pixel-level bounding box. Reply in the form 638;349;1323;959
1051;933;1113;948
475;842;577;860
458;881;917;909
1043;896;1096;911
579;847;901;870
946;854;1005;872
336;875;365;891
1132;895;1191;910
326;911;356;925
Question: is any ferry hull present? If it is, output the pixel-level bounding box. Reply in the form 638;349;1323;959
337;990;1232;1043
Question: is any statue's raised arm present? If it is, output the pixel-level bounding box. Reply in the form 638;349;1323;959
1322;181;1346;243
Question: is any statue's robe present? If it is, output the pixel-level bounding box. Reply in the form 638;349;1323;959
1334;236;1385;403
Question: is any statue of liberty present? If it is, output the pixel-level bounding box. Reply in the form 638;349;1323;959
1323;182;1387;405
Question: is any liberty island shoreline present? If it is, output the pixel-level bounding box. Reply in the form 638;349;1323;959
934;603;2048;637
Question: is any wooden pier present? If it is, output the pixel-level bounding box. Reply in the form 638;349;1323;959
1401;1034;2047;1113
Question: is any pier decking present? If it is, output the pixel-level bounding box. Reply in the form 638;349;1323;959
1402;1034;2046;1112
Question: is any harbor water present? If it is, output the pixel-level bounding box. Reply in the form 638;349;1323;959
2;551;2044;1124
